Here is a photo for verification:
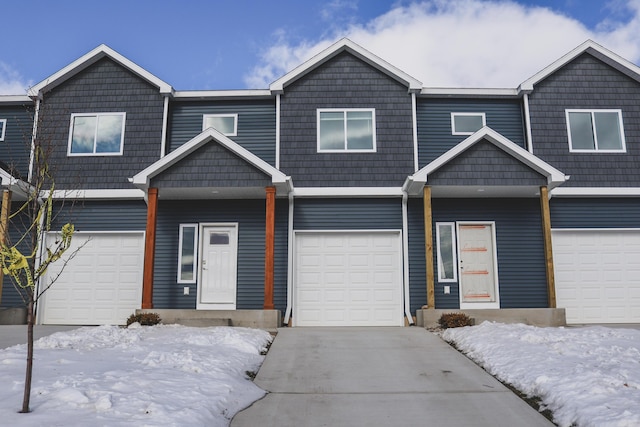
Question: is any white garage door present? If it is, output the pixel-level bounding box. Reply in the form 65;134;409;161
294;231;403;326
41;232;145;325
552;229;640;324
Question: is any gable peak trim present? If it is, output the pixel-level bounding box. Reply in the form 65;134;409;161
269;38;422;93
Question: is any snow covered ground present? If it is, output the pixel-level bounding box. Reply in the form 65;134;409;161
0;324;272;426
442;322;640;427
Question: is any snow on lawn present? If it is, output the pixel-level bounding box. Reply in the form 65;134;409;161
442;322;640;427
0;324;272;426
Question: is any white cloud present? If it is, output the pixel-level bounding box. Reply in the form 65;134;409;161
244;0;640;88
0;62;30;95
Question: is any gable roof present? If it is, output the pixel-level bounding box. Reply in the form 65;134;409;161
519;40;640;92
131;128;291;194
270;38;423;94
405;127;567;196
28;44;173;98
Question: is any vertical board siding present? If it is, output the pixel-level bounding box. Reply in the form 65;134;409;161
408;197;427;314
294;198;402;230
167;100;276;166
279;52;415;187
154;199;288;312
0;104;33;178
417;98;526;168
38;58;165;190
431;198;547;309
550;198;640;228
528;53;640;187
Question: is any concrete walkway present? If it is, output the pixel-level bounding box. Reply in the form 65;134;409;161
0;325;80;349
232;327;553;427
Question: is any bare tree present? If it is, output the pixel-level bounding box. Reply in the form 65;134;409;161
0;101;79;413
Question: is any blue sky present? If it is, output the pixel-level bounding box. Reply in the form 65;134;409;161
1;0;638;93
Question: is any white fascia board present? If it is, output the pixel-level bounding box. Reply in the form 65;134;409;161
270;38;422;93
420;87;519;98
131;128;288;187
519;40;640;92
28;44;173;97
293;187;404;197
47;189;145;200
173;90;272;99
551;187;640;197
0;95;32;104
411;127;567;187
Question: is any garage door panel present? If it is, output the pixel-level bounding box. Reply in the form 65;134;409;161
42;233;144;325
295;231;403;327
553;229;640;324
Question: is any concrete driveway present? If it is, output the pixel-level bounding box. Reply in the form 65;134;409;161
232;327;553;427
0;325;80;349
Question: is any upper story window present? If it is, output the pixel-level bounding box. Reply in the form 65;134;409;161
0;119;6;141
68;113;125;156
203;114;238;136
566;109;626;152
317;109;376;152
451;112;486;135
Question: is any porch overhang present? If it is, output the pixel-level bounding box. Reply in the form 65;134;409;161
405;127;568;197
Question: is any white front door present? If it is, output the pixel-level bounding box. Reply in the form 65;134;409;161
457;223;500;309
198;224;238;309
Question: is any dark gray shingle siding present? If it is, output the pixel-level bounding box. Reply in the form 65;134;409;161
38;58;164;190
417;98;525;167
168;100;276;166
428;140;547;186
0;104;33;178
279;52;415;187
150;141;272;188
529;53;640;187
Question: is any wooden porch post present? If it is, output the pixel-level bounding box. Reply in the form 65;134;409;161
540;186;556;308
0;190;12;305
424;186;435;309
264;186;276;310
142;188;158;309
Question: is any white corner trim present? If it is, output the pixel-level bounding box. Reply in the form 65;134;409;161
551;187;640;197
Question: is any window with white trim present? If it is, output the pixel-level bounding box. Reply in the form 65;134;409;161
178;224;198;283
68;113;125;155
436;222;457;282
317;109;376;152
203;114;238;136
451;112;486;135
566;109;625;152
0;119;6;141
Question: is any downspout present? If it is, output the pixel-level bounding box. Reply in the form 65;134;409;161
159;95;170;158
523;93;533;153
401;188;414;325
275;94;281;170
283;190;294;325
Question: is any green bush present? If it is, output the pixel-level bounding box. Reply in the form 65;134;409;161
126;312;161;327
438;312;474;329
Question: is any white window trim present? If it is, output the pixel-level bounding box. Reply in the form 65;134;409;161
317;108;377;153
566;109;626;153
0;119;6;141
436;222;457;283
177;223;199;284
67;112;126;156
202;113;238;136
451;112;486;135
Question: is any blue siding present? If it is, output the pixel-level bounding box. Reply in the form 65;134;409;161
431;198;547;309
154;199;287;312
408;198;426;314
51;201;148;231
294;198;402;230
417;98;526;168
168;100;276;166
0;104;33;178
550;198;640;228
0;209;32;308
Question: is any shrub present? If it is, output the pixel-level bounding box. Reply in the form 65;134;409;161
126;312;161;327
438;312;474;329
